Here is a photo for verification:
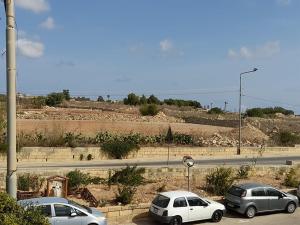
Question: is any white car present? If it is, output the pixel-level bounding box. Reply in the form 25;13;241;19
149;191;226;225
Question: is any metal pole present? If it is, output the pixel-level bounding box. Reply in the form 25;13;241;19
5;0;17;198
188;167;190;191
238;74;242;155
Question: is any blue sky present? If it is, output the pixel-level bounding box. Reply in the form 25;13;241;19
0;0;300;112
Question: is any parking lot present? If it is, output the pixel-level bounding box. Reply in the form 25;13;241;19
122;210;300;225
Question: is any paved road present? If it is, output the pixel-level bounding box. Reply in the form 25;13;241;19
122;210;300;225
2;156;299;171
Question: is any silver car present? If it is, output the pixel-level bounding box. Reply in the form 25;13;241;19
225;183;298;218
18;197;107;225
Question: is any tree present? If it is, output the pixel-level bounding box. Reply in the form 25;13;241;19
208;107;223;114
165;126;173;166
147;94;161;105
123;93;140;105
140;95;147;105
62;89;70;101
97;96;104;102
139;104;159;116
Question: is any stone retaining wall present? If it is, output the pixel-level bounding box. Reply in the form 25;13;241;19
0;146;299;163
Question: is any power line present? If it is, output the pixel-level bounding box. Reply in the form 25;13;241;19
244;95;300;108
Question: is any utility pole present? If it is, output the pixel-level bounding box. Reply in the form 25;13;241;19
5;0;17;198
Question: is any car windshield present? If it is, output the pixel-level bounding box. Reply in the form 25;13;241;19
68;200;92;214
228;186;246;197
152;195;170;208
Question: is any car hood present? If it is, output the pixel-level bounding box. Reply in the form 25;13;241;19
203;198;225;209
90;207;105;217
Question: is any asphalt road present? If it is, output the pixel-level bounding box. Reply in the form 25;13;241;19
2;155;300;171
122;210;300;225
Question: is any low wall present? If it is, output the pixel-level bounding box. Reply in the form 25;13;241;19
0;146;299;163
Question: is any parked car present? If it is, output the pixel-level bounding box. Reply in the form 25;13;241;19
149;191;226;225
225;183;298;218
297;184;300;200
18;197;107;225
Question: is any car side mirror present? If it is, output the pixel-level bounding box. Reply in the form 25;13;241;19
203;203;208;207
278;193;284;199
70;212;77;217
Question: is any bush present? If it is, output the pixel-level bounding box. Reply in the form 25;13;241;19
206;167;235;195
273;131;300;147
236;165;251;179
116;185;136;205
208;107;223;114
123;93;140;106
66;170;90;191
284;168;299;188
0;192;50;225
147;95;161;105
246;107;294;118
45;92;65;106
140;104;159;116
109;165;145;186
101;140;139;159
173;133;194;145
163;99;201;108
87;154;93;160
18;174;30;191
32;96;46;109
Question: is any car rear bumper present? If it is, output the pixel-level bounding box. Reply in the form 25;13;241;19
224;200;244;214
149;211;172;224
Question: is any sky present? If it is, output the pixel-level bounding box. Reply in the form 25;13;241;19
0;0;300;113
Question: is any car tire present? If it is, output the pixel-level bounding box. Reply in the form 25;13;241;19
211;210;223;222
169;216;182;225
245;206;256;218
286;202;296;214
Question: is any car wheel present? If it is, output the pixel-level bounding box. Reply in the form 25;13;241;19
286;202;296;214
245;206;256;218
211;210;223;222
169;216;182;225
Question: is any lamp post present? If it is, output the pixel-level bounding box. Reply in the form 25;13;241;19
237;68;258;155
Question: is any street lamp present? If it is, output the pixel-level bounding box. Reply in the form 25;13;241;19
237;68;258;155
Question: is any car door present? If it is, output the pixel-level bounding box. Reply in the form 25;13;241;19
266;188;286;211
187;197;211;221
53;204;83;225
251;188;268;212
172;197;189;223
38;204;55;225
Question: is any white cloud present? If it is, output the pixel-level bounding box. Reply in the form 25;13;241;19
228;41;280;60
40;17;55;30
277;0;292;6
15;0;50;13
17;38;44;58
160;39;173;52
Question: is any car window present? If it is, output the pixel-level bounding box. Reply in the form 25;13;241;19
54;204;73;217
227;186;246;197
252;188;266;197
173;197;187;208
187;197;207;206
38;205;52;217
266;188;281;197
152;195;170;208
74;208;87;217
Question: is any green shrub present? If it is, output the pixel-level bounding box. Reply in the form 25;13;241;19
236;165;251;179
173;133;194;145
163;99;201;108
32;96;46;109
0;192;50;225
284;168;299;188
64;132;83;148
208;107;223;114
206;167;235;195
0;143;7;154
45;92;65;106
79;154;84;161
147;95;161;105
116;186;136;205
18;174;30;191
87;154;93;160
109;165;145;186
101;140;139;159
273;131;300;147
139;104;159;116
66;170;90;191
246;107;294;118
123;93;140;106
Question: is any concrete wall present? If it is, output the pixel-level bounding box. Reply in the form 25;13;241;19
0;146;299;163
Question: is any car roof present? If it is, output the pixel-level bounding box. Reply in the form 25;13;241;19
18;197;68;206
234;183;272;189
159;191;199;199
